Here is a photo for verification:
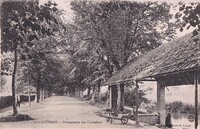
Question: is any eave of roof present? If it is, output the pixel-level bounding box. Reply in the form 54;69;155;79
104;33;200;85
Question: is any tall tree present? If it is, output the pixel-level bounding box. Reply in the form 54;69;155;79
71;1;176;74
1;1;64;115
70;1;177;105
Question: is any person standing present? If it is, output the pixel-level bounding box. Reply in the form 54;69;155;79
165;109;173;128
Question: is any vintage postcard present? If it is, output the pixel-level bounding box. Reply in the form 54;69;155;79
0;0;199;129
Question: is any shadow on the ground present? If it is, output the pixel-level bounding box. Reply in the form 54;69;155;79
0;114;34;122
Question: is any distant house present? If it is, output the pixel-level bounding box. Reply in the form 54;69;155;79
103;33;200;127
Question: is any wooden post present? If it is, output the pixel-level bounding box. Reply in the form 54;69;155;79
111;85;118;114
135;81;139;126
157;80;166;125
109;86;112;109
120;83;124;111
194;73;199;129
117;84;121;112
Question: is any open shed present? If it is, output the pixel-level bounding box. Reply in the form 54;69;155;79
103;33;200;128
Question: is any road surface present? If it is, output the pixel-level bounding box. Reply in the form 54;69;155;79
0;96;158;129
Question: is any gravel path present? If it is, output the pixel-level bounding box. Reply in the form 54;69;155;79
0;96;159;129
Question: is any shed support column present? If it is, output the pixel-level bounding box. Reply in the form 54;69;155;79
120;84;124;111
113;84;125;112
157;80;165;125
194;73;199;129
109;86;112;109
117;84;122;112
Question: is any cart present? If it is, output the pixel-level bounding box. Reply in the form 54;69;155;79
102;108;136;124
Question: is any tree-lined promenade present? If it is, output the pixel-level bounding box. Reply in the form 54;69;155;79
0;96;161;129
1;0;200;128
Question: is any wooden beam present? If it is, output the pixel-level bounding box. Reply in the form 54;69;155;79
137;78;156;82
146;67;200;79
194;73;199;129
102;68;200;87
109;86;112;109
155;72;195;86
103;78;136;86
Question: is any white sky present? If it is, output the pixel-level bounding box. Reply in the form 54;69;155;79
39;0;200;36
140;82;198;105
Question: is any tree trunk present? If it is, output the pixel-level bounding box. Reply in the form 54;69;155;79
97;81;101;93
44;89;47;99
40;90;42;101
36;85;40;103
123;10;132;66
111;56;121;71
36;73;41;103
80;85;83;98
42;87;45;100
36;70;41;103
11;46;18;115
68;87;71;96
44;89;46;99
79;85;81;97
71;87;75;96
76;86;79;97
48;90;52;97
87;87;91;99
40;87;44;101
91;85;96;102
97;80;101;102
111;59;124;112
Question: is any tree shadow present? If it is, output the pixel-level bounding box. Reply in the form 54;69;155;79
0;114;34;122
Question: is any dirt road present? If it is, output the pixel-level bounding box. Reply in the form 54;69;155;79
0;96;158;129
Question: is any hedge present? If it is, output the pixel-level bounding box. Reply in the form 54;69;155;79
20;95;35;102
0;96;13;109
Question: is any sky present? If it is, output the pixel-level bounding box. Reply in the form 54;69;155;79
139;82;197;105
39;0;199;37
39;0;200;19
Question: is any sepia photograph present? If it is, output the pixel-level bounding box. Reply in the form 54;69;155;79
0;0;200;129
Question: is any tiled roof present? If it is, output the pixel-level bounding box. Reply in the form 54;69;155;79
105;33;200;84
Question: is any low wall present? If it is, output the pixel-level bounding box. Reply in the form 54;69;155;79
124;106;159;125
138;114;159;125
0;96;13;109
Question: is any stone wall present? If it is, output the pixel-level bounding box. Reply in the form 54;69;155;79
138;114;159;125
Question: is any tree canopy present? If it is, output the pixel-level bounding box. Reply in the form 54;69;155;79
175;2;200;37
68;1;177;90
